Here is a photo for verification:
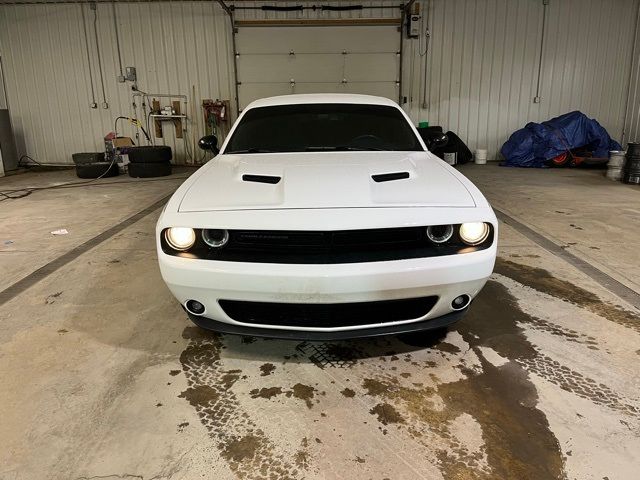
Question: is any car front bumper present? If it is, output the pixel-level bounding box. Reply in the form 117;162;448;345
185;308;467;340
159;244;496;337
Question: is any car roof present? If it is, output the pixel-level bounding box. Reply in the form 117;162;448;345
245;93;400;110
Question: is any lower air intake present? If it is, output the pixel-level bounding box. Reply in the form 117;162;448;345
218;296;438;328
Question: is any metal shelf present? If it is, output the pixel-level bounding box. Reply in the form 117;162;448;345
150;114;186;119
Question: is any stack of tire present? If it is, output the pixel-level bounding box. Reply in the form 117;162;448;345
72;152;119;179
127;146;172;178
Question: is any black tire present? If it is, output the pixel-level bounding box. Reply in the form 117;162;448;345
128;145;172;164
72;152;104;165
128;162;172;178
75;162;119;179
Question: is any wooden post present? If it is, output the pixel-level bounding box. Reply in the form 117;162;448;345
172;101;183;138
152;99;162;138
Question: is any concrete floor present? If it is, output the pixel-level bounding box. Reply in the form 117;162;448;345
0;164;639;480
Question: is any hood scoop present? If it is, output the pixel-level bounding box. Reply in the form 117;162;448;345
372;171;410;183
242;174;281;184
179;151;477;212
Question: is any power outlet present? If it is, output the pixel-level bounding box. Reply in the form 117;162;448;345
125;66;137;82
102;102;109;109
90;102;98;109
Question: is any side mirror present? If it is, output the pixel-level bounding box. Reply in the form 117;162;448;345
198;135;219;153
428;133;448;150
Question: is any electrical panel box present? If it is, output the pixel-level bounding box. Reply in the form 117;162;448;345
406;3;421;38
125;66;137;82
407;13;421;38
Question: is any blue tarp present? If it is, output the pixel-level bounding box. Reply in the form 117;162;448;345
500;111;621;167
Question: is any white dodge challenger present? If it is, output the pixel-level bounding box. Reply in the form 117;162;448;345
156;94;497;340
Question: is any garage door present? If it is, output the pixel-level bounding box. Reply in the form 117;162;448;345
235;25;401;110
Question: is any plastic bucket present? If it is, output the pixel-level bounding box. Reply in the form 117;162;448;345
606;151;625;181
475;149;488;164
608;151;626;168
606;166;623;181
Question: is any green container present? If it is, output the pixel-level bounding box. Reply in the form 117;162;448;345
418;121;429;128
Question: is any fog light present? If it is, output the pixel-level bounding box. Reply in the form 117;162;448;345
185;299;205;315
426;224;454;244
459;222;490;245
165;227;196;251
202;229;229;248
451;294;471;310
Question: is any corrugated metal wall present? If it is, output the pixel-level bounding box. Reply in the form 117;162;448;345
404;0;639;158
0;0;638;164
623;1;640;144
0;1;234;165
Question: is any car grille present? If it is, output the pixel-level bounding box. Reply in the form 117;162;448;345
160;225;494;264
218;296;438;328
232;227;424;251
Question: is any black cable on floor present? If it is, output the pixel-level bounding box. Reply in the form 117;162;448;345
0;174;190;202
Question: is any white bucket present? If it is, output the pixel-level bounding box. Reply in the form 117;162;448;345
606;151;625;181
608;150;625;168
475;149;488;164
606;166;623;181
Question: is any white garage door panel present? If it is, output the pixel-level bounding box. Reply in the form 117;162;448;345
236;25;401;110
340;82;398;98
239;53;398;84
239;82;398;110
238;54;344;83
236;26;400;54
345;54;399;82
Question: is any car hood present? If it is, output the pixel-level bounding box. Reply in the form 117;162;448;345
178;151;476;212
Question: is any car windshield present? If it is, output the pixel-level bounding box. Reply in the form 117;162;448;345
224;103;423;154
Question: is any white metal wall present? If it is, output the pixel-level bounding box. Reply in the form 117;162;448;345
0;1;234;165
0;0;638;164
404;0;639;159
623;1;640;144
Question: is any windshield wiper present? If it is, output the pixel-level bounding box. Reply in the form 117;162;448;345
305;146;385;151
225;148;274;154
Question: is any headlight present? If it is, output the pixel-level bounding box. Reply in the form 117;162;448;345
202;229;229;248
165;227;196;251
426;224;454;244
459;222;490;245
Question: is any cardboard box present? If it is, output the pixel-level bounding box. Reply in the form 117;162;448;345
112;137;134;148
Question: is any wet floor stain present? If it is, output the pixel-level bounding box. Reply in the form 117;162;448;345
177;421;189;431
294;437;310;469
178;327;304;480
435;342;461;354
340;387;355;398
369;403;405;425
522;316;600;348
495;259;640;334
356;281;568;479
259;363;276;376
176;261;640;479
249;387;283;400
45;291;62;304
288;383;316;409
